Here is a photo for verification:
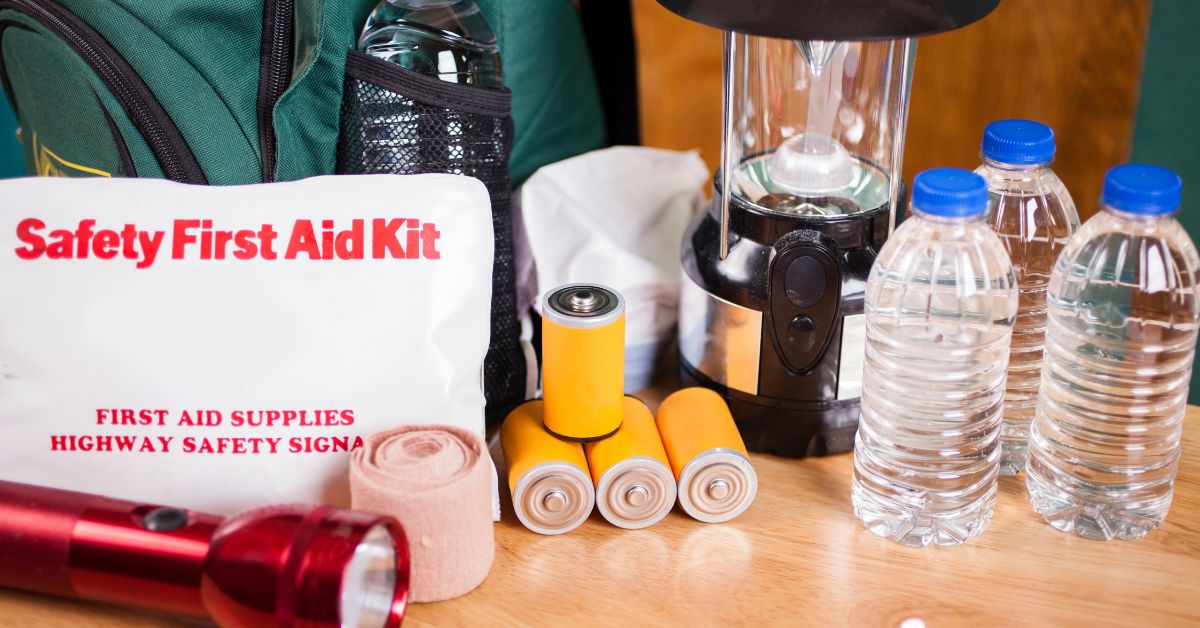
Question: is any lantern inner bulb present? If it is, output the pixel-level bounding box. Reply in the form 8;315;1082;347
767;132;857;197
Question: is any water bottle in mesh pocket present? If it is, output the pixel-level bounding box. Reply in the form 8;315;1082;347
337;50;527;416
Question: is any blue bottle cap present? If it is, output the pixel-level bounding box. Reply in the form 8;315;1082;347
911;168;989;218
1102;164;1182;215
981;119;1055;165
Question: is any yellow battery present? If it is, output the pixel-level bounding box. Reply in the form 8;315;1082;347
655;387;757;523
541;284;625;442
500;400;594;535
584;396;676;529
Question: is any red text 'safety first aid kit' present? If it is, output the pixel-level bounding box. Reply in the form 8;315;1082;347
0;174;495;513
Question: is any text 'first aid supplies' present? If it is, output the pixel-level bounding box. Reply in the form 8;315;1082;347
13;217;443;268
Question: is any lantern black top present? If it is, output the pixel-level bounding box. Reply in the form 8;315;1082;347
654;0;1001;40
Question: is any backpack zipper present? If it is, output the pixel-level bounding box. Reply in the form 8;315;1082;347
256;0;294;183
0;0;206;184
95;90;137;177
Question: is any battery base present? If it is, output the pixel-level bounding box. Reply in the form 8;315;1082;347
543;423;622;444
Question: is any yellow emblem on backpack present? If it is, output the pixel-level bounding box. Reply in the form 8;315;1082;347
32;132;111;178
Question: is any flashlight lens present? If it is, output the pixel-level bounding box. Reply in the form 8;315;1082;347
339;524;398;628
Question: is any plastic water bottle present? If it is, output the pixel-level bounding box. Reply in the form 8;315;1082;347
359;0;502;88
352;0;503;173
974;120;1080;476
1026;164;1200;541
852;168;1017;547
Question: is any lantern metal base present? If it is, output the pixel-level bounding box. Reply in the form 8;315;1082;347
679;356;860;459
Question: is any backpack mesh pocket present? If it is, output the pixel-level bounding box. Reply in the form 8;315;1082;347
337;51;526;417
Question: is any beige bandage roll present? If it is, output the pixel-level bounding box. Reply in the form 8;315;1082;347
350;425;494;603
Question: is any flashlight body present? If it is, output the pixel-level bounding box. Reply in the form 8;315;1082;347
0;480;409;627
0;480;218;617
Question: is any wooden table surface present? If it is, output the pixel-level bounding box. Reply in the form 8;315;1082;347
3;402;1199;627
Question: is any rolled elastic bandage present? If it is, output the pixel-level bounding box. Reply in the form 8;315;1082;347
350;425;494;602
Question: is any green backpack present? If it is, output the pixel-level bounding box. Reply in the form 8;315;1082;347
0;0;609;417
0;0;605;185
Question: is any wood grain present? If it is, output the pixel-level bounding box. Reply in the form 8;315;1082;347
632;0;1153;220
3;402;1199;626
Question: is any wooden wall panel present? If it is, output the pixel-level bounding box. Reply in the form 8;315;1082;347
631;0;722;167
632;0;1152;218
905;0;1150;217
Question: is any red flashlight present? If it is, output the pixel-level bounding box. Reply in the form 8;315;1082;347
0;480;409;626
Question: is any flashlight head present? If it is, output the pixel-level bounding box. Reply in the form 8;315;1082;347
201;505;409;628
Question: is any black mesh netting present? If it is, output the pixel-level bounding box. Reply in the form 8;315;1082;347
337;51;526;415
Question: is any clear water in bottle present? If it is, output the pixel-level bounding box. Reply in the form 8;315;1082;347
852;168;1017;547
974;120;1080;476
1026;164;1200;541
359;0;502;87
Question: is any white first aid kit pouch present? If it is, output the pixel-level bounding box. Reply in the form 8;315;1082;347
0;174;493;513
